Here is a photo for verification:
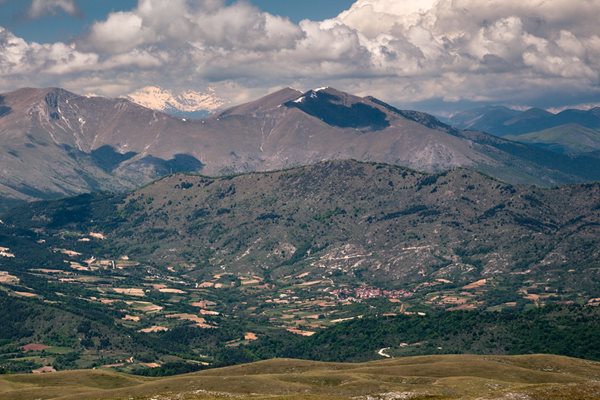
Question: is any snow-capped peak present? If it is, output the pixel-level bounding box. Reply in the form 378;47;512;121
125;86;226;114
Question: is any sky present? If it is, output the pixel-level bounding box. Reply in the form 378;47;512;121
0;1;355;42
1;0;599;114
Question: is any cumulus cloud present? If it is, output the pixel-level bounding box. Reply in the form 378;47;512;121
86;0;303;53
331;0;600;106
87;12;149;53
0;0;599;110
28;0;79;19
0;27;97;76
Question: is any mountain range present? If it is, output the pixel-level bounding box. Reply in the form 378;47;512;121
447;105;600;155
1;86;600;212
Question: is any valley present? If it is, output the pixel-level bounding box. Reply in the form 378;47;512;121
1;161;599;374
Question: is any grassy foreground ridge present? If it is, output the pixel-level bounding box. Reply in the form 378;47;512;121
1;354;599;400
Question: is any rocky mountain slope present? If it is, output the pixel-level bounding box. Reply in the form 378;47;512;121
2;86;600;211
6;160;599;295
0;88;204;211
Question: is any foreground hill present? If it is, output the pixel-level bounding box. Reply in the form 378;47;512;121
2;87;600;210
1;355;599;400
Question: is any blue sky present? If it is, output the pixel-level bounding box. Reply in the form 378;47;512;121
0;1;133;43
240;1;355;22
0;0;354;43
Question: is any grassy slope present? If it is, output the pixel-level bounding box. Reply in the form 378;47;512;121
1;355;599;400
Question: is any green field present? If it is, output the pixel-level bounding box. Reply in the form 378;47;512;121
1;354;599;400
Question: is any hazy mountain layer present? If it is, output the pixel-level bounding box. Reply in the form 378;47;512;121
504;124;600;154
449;106;600;134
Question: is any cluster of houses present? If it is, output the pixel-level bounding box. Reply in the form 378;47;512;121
330;286;414;301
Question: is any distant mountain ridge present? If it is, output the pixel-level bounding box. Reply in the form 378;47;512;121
446;106;522;134
448;105;600;136
1;86;600;211
447;105;600;154
504;124;600;154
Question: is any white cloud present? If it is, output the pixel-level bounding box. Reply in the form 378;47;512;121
0;27;97;76
329;0;600;105
87;12;151;53
1;0;600;111
86;0;302;53
28;0;79;19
